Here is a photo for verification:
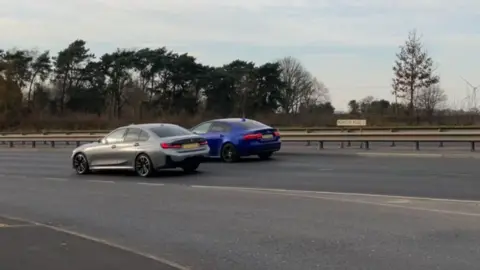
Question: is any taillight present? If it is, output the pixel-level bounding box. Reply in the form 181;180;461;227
199;141;208;145
273;131;280;137
243;133;262;140
160;142;181;149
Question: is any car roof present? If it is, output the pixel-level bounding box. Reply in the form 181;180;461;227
211;118;254;123
121;123;180;129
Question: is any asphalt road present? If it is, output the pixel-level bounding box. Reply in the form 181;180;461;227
1;149;480;269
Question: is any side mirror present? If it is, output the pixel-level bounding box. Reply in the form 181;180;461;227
97;138;104;143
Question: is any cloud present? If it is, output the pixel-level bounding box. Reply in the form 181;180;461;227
1;0;479;109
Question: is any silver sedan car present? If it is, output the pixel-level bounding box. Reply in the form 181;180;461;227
71;123;210;177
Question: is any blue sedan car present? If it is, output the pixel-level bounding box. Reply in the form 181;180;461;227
190;118;281;162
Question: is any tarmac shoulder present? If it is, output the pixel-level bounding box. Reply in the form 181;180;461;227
0;216;181;270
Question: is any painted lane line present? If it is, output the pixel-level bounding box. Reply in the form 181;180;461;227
0;224;39;229
137;182;165;186
43;177;68;182
190;185;480;204
10;175;27;179
86;180;115;184
0;215;190;270
193;185;480;217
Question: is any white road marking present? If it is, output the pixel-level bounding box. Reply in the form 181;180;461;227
137;182;165;186
10;175;27;179
190;185;480;217
0;224;38;228
0;215;190;270
190;185;480;204
387;199;411;204
43;177;68;182
86;180;115;184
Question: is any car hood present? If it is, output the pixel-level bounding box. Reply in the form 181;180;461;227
73;142;99;153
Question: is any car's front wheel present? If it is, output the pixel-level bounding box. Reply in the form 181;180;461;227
135;154;154;177
73;153;90;175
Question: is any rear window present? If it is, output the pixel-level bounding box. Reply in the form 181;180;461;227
237;120;269;130
149;125;192;138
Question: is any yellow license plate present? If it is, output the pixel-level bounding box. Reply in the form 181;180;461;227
182;143;199;149
262;134;273;139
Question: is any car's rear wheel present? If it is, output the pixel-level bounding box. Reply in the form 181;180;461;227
135;154;154;177
258;152;273;160
181;161;200;173
221;143;239;163
73;153;90;175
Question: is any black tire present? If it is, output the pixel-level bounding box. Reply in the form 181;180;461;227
135;154;154;177
258;152;273;160
220;143;240;163
181;161;200;173
73;153;90;175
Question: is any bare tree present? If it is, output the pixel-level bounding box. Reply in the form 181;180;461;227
277;56;329;113
416;85;447;117
392;30;439;116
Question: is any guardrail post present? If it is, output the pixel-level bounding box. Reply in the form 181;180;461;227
317;141;323;150
76;141;80;147
340;142;344;148
364;141;369;150
9;141;13;148
390;141;395;147
50;141;55;148
439;142;443;147
415;141;420;151
22;141;25;145
32;141;36;148
347;141;351;147
471;142;475;152
306;141;310;146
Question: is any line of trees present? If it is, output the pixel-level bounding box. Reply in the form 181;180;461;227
0;40;333;130
0;31;478;130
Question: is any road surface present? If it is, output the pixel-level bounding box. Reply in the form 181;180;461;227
0;149;480;269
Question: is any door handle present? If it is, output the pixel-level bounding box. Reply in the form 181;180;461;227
219;134;224;138
111;145;116;149
133;143;139;146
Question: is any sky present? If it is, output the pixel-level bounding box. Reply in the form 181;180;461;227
0;0;479;111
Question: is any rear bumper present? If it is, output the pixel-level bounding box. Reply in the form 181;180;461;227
156;147;209;169
159;155;205;169
239;141;281;156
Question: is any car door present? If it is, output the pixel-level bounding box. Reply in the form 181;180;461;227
191;122;214;155
205;122;230;157
91;128;127;167
116;127;143;167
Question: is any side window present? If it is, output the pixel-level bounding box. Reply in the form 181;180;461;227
210;122;230;133
191;122;212;134
104;128;126;144
123;128;142;142
138;130;150;141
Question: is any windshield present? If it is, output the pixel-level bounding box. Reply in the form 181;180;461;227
237;120;269;130
149;125;192;138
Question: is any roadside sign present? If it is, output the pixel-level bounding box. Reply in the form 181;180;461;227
336;119;366;126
